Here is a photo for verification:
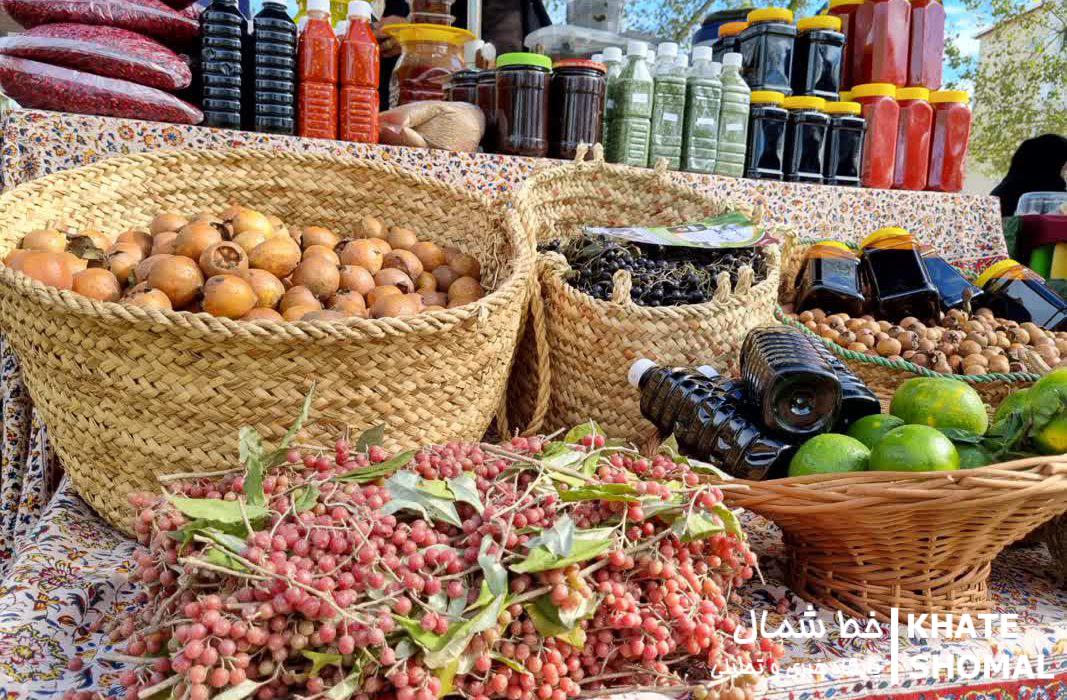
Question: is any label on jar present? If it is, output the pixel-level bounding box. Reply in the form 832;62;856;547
584;211;776;248
725;122;742;132
697;117;716;128
632;93;649;104
664;113;679;123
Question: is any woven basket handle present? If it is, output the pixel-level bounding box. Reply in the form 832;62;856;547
573;142;606;164
610;269;634;306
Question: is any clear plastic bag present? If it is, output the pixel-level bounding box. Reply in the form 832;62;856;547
0;24;192;91
2;0;200;44
378;100;484;152
0;55;203;124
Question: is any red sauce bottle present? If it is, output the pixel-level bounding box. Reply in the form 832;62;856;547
297;0;339;139
892;87;933;190
339;0;379;143
908;0;945;90
827;0;863;89
926;89;972;192
853;82;899;189
869;0;910;86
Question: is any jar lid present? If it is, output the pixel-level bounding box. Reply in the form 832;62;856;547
828;0;864;7
930;89;970;104
783;95;826;110
896;86;930;100
553;58;606;73
976;259;1023;288
797;15;841;31
496;52;553;70
839;90;852;101
382;23;475;46
824;100;862;115
747;7;794;24
861;226;913;248
718;21;748;37
750;90;786;105
851;82;897;99
812;240;852;252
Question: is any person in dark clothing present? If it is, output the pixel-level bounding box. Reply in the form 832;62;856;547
991;133;1067;216
374;0;550;107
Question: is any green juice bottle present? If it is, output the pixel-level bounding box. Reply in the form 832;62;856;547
648;45;687;169
608;40;653;167
714;52;751;178
601;46;623;157
682;45;722;174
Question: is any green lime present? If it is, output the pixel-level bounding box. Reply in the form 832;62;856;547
869;425;960;472
890;377;989;435
788;433;871;477
956;442;995;469
847;414;905;450
993;389;1030;425
1027;369;1067;454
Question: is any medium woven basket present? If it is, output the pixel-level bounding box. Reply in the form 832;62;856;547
0;149;533;532
507;146;790;439
720;455;1067;619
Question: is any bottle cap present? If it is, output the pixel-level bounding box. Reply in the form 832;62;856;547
975;259;1023;288
695;365;720;379
812;240;853;252
657;42;679;58
750;90;786;105
861;226;912;248
464;39;483;66
823;100;862;115
675;54;688;69
347;0;372;19
692;45;713;62
553;58;606;73
851;82;897;99
307;0;330;14
896;86;930;101
783;95;826;110
930;89;970;104
747;7;794;24
722;52;742;67
496;52;553;70
839;90;853;101
718;21;748;37
591;53;604;62
603;46;623;60
628;359;657;388
335;19;348;34
797;15;841;32
263;0;287;5
626;40;648;57
829;0;864;7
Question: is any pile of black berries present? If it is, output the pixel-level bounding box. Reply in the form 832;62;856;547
540;236;766;307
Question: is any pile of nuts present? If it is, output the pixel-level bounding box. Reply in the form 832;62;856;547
2;206;485;322
796;307;1067;375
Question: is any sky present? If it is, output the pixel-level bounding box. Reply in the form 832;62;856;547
943;0;992;84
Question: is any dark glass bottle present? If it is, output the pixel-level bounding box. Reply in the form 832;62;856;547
823;101;866;187
976;259;1067;331
740;325;842;438
251;0;297;134
740;8;796;95
550;59;606;160
920;244;984;311
744;90;788;180
795;240;865;316
629;361;794;481
200;0;247;129
808;339;881;429
782;95;829;183
860;227;940;323
791;15;844;99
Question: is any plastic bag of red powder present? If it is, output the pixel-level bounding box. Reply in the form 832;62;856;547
2;0;199;44
0;24;192;91
0;56;202;124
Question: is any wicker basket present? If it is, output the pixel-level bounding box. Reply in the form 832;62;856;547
506;146;790;439
720;455;1067;619
0;149;533;532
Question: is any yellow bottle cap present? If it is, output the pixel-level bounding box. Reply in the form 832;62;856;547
824;101;862;115
930;89;970;104
783;96;826;110
750;90;786;105
798;15;842;32
747;7;794;24
896;87;930;101
829;0;864;8
861;226;913;248
975;259;1023;288
839;90;853;101
382;23;475;46
718;21;749;37
812;240;853;252
851;83;897;99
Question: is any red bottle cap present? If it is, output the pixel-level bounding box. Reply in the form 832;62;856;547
553;59;606;73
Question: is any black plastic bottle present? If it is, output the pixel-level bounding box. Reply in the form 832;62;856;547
782;95;829;184
822;101;866;187
808;339;881;429
920;245;983;311
739;8;796;94
794;240;866;316
745;90;788;180
251;0;297;134
740;325;842;438
860;227;940;323
200;0;247;129
791;15;844;99
629;360;794;481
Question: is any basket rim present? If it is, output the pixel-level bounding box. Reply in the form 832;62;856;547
0;148;535;343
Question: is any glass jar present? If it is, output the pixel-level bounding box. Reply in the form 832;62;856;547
495;52;552;158
447;69;478;103
383;23;472;108
852;82;899;188
550;58;606;160
926;89;971;193
740;8;796;95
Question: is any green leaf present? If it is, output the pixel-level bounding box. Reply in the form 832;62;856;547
303;650;343;677
393;639;416;662
421;480;455;500
674;512;726;543
524;599;588;649
479;553;508;595
394;616;448;652
564;421;603;444
492;653;527;674
336;450;416;483
426;592;449;613
202;528;247;554
167;518;252;546
355;424;385;452
422;595;506;669
558;483;639;503
212;679;265;700
538;443;586;470
169;497;267;525
435;659;461;697
466;580;495;612
526;513;575;557
640;496;683;520
238;427;267;507
382;471;461;527
942;428;983;444
326;667;364;700
660;434;680;455
713;504;744;539
278;387;314;453
202;547;250;573
512;527;614;573
292;485;319;513
547;470;588;487
581;452;600;476
553;593;598;629
447;472;484;514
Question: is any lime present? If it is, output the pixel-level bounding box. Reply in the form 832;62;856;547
993;389;1030;425
788;434;870;477
847;414;905;450
890;377;989;435
869;425;960;472
1027;369;1067;454
956;442;995;469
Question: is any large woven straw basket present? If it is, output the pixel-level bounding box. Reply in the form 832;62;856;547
0;149;533;532
507;146;789;439
720;455;1067;619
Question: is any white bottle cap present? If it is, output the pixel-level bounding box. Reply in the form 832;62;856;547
692;45;713;62
603;46;623;60
657;42;679;59
626;40;648;57
675;54;688;69
722;52;742;67
695;365;720;379
464;39;483;66
307;0;330;13
591;53;604;62
263;0;286;5
628;359;659;388
335;20;348;34
347;0;372;19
